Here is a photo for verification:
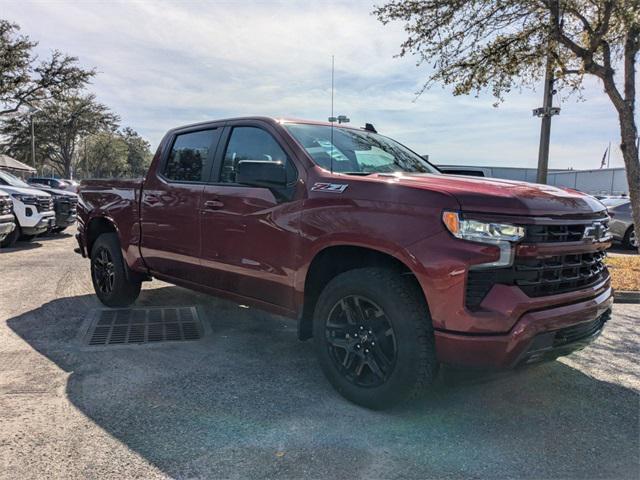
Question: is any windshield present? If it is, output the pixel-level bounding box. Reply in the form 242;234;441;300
0;170;33;188
284;123;439;175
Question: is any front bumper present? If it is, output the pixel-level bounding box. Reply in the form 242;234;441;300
434;286;613;368
22;215;55;236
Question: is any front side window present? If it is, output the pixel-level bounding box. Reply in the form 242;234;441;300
284;123;439;175
164;129;218;182
221;127;290;183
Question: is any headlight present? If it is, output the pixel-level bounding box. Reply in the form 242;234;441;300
442;211;525;269
10;193;38;205
442;211;525;243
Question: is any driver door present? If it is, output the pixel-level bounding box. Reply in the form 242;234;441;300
199;122;301;311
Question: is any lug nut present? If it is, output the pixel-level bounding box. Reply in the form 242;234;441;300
365;349;369;353
360;326;364;330
371;342;375;346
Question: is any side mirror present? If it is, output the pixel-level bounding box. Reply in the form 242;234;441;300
236;160;286;188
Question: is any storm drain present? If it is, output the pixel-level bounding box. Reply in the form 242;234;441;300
86;307;202;346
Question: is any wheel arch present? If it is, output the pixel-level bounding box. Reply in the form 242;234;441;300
86;215;120;257
297;244;428;340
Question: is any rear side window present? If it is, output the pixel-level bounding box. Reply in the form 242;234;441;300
220;127;291;183
164;129;218;182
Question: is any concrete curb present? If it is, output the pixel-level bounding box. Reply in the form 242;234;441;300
613;290;640;304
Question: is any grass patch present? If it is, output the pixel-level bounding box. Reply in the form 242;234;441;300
606;254;640;291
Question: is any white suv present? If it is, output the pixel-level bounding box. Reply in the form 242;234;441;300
0;170;55;247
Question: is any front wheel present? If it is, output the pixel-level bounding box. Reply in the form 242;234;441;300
623;225;638;249
313;268;438;409
0;223;20;248
90;233;141;307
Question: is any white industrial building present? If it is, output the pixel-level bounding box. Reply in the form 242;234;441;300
436;165;629;196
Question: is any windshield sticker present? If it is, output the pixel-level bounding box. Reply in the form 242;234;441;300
311;182;349;193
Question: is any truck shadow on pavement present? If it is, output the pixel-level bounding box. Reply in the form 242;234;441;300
6;286;640;479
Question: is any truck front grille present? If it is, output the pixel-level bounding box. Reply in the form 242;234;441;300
524;219;609;243
466;216;611;310
36;196;54;213
0;197;12;215
54;196;78;215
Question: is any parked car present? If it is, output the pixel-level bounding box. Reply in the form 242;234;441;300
26;183;79;233
601;198;637;249
0;189;16;246
28;177;72;191
76;116;613;409
61;179;80;193
0;170;55;247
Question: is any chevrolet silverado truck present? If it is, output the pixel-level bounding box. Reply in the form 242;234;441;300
27;182;79;233
0;170;55;247
76;117;612;408
0;189;16;246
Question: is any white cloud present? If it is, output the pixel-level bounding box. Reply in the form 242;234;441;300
2;0;632;169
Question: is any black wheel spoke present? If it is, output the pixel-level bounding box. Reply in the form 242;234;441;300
325;294;397;388
342;351;356;369
366;355;385;379
327;335;349;349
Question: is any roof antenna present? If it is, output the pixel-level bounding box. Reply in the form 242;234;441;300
330;55;335;174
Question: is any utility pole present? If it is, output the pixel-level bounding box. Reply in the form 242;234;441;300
30;114;36;170
533;56;560;184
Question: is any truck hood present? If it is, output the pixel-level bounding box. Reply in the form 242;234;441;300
380;173;606;217
0;185;52;198
28;185;78;198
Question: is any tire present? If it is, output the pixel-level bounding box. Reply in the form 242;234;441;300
313;268;438;409
623;225;638;249
90;233;141;307
0;224;20;248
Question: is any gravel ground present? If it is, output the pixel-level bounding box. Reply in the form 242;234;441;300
0;234;639;479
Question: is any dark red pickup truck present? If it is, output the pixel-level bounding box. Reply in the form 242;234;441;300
77;116;612;408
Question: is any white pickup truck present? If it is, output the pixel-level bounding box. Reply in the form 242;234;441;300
0;170;55;247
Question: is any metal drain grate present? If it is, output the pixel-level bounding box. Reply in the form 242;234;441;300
87;307;202;346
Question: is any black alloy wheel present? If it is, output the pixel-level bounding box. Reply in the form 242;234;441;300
325;295;397;388
92;246;115;295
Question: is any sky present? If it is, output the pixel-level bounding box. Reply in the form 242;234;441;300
2;0;633;169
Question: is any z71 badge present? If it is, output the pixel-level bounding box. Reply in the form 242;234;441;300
311;182;349;193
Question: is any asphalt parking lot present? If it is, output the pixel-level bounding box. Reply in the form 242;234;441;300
1;234;639;479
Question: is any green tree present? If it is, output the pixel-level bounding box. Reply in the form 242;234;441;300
0;20;94;115
83;131;129;178
0;94;118;177
121;127;152;177
375;0;640;250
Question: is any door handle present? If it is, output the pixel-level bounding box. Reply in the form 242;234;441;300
203;199;224;210
145;194;160;205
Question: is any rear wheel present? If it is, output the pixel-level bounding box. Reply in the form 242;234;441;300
313;268;438;409
90;233;141;307
623;225;638;249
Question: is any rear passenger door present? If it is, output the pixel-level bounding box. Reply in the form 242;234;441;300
140;127;221;280
198;121;301;310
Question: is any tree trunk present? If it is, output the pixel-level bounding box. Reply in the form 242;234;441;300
617;105;640;253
